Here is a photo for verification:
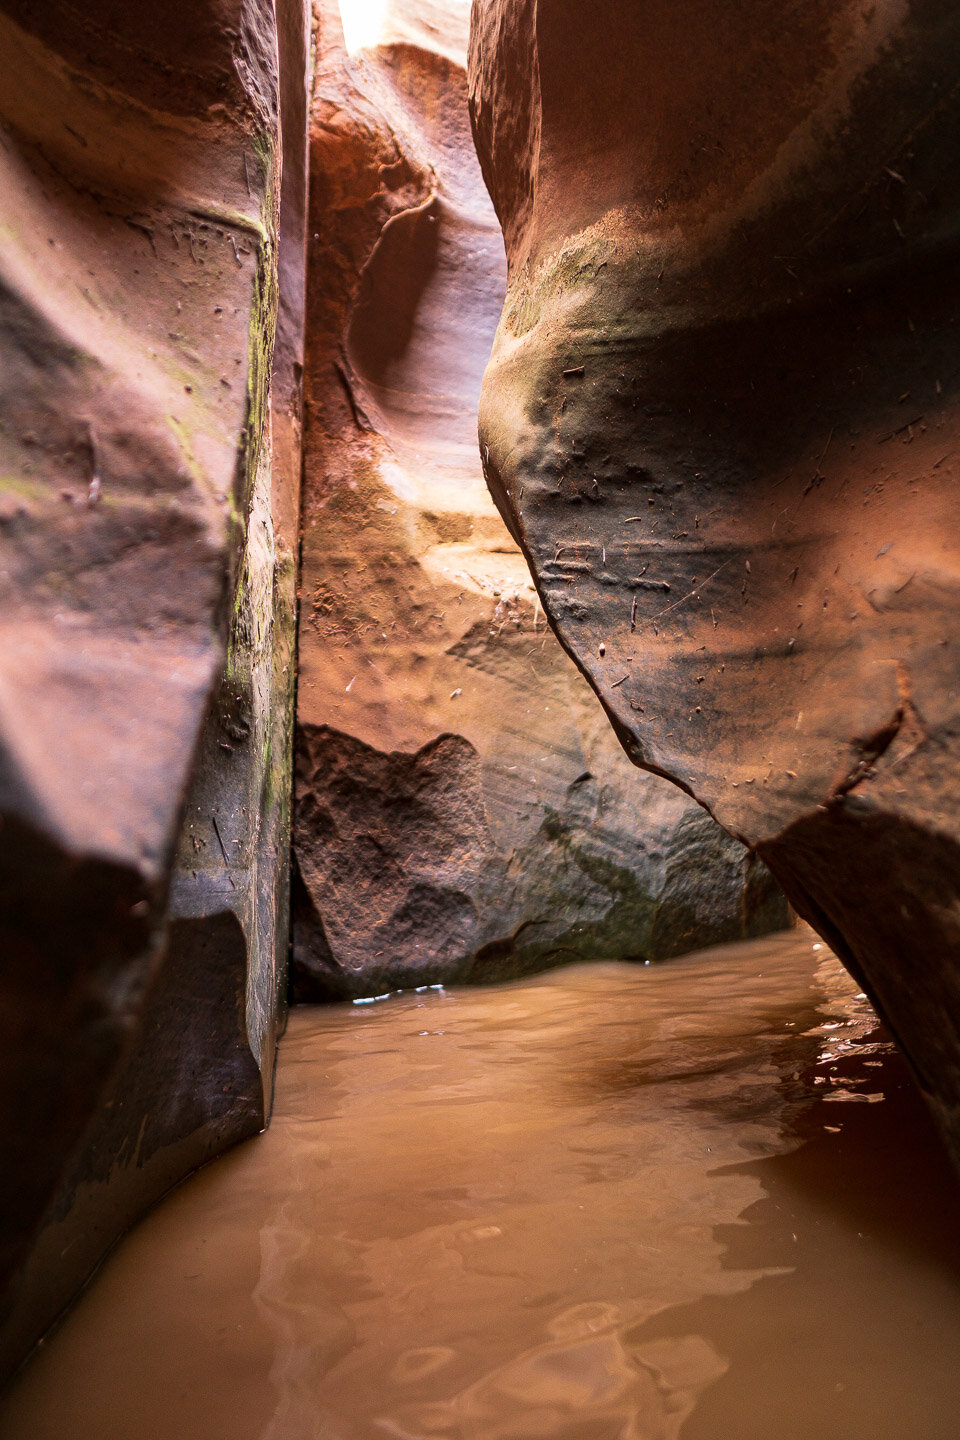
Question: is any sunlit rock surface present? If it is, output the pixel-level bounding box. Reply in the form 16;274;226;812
292;0;787;1000
0;0;308;1379
468;0;960;1161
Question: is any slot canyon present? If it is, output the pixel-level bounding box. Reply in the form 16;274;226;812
0;0;959;1435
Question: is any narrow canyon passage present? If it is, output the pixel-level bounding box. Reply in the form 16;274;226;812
3;929;959;1440
3;0;960;1422
291;0;786;1005
5;0;960;1422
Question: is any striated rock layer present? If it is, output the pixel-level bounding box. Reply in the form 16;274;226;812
468;1;960;1157
0;0;308;1378
293;1;787;1001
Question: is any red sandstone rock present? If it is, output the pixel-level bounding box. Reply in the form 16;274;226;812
0;0;307;1378
292;2;786;1000
469;0;960;1160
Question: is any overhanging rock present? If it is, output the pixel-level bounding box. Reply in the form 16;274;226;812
468;0;960;1161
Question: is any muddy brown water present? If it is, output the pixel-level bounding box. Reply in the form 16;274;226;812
2;928;960;1440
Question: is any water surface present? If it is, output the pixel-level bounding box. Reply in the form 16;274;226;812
2;928;959;1439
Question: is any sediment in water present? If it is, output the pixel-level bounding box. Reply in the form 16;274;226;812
2;928;958;1440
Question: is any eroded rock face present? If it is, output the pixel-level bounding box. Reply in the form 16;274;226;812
468;1;960;1156
293;724;785;999
293;1;786;1000
0;0;307;1378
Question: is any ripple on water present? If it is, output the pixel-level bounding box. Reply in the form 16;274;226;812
1;927;959;1440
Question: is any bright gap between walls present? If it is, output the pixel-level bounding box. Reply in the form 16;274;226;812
337;0;389;54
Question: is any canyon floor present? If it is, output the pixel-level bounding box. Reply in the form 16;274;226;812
2;927;958;1440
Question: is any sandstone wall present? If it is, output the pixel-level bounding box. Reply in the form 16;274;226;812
0;0;308;1378
293;0;787;1001
468;0;960;1161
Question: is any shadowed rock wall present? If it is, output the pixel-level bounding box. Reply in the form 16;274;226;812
468;0;960;1160
0;0;308;1379
293;0;787;1000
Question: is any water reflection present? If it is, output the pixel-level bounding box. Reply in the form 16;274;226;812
2;930;958;1440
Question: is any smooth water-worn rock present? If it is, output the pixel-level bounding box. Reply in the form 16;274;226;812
293;1;786;999
0;0;307;1380
293;721;784;999
468;0;960;1161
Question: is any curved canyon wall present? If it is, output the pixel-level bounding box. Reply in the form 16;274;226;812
468;0;960;1158
0;0;308;1378
0;0;810;1380
293;0;787;1001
